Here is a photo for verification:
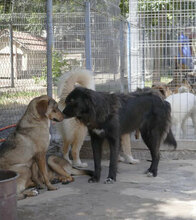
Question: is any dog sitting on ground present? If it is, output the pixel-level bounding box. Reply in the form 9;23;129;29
63;87;177;183
31;150;93;188
56;69;95;168
0;95;64;199
166;92;196;139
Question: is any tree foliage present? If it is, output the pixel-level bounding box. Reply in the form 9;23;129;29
138;0;196;29
38;51;72;85
119;0;129;17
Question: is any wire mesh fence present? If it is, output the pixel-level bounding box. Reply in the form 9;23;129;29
0;0;127;141
129;0;196;139
0;0;195;141
0;2;47;140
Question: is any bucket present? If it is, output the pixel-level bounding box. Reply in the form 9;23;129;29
0;170;18;220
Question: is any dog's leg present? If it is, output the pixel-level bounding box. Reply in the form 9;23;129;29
88;132;103;183
16;175;29;200
134;129;140;140
48;156;74;183
71;141;88;168
71;126;88;168
181;110;192;138
141;129;160;177
105;136;119;184
62;140;72;165
31;161;45;189
15;167;38;200
190;111;196;136
120;134;140;164
35;152;57;190
17;186;38;200
175;123;181;139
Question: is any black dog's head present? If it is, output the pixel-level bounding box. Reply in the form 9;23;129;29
63;87;96;125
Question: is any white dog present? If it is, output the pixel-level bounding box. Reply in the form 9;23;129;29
166;92;196;139
56;69;95;168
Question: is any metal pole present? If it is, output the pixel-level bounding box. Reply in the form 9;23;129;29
9;23;14;88
46;0;53;97
85;1;92;70
120;21;125;93
142;29;145;88
127;21;131;92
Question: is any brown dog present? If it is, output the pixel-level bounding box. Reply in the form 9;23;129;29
0;95;64;199
31;153;93;188
152;82;173;98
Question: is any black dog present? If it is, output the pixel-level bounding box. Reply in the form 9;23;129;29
63;87;177;184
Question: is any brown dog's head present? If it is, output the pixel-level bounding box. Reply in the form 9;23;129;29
35;95;64;122
152;82;172;98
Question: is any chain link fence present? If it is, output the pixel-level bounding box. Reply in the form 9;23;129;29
129;0;196;140
0;0;196;142
0;0;128;141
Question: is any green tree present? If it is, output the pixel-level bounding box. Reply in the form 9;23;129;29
137;0;195;82
119;0;129;17
37;51;72;85
138;0;195;30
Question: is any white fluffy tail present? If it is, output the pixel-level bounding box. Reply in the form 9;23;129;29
57;68;95;99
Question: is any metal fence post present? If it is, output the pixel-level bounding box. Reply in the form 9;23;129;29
46;0;53;97
127;21;131;92
9;23;14;88
85;1;92;71
120;21;125;93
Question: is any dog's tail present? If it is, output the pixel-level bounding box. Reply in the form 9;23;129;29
164;128;177;150
69;167;94;176
163;101;177;150
57;68;95;100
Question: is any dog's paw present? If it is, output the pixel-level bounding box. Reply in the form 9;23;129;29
35;182;45;189
118;155;125;162
88;176;99;183
31;189;39;196
73;161;88;168
51;178;61;184
23;188;39;198
146;172;153;177
145;169;157;177
125;155;140;164
104;178;115;184
47;184;58;191
127;157;140;164
61;176;74;184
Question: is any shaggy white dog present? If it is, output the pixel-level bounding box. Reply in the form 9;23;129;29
166;92;196;139
56;69;95;168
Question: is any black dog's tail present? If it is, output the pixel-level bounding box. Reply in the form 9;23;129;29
164;128;177;150
161;100;177;150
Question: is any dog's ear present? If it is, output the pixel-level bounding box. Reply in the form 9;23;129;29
158;87;166;98
36;100;48;118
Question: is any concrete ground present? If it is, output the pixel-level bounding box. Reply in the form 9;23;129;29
18;158;196;220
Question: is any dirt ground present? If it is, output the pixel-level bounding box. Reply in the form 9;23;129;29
17;158;196;220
